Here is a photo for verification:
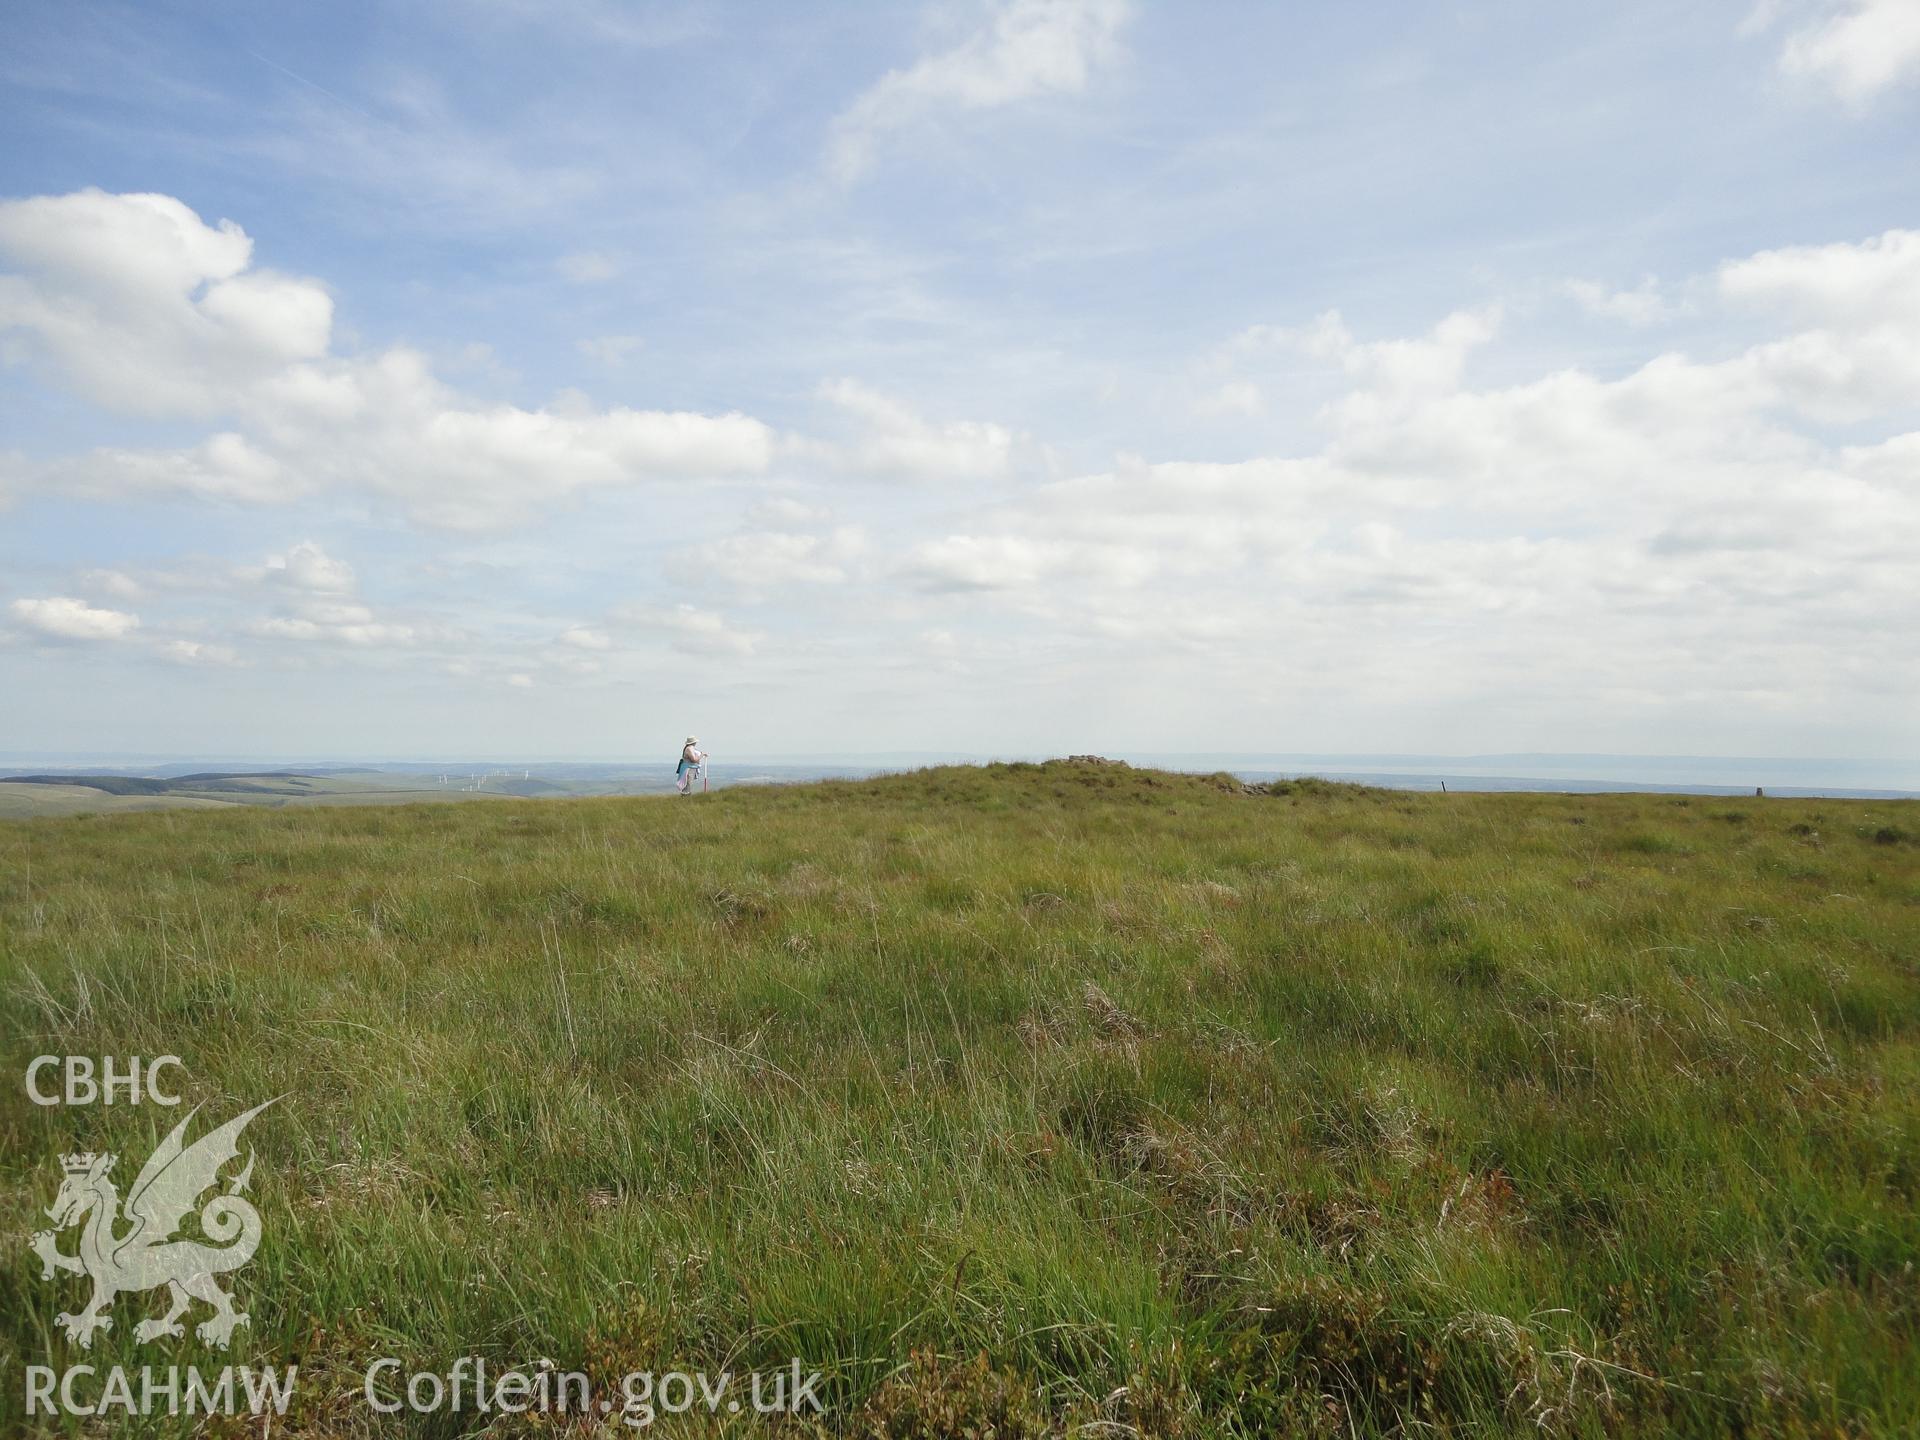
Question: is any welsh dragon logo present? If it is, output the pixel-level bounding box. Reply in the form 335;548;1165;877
29;1099;277;1350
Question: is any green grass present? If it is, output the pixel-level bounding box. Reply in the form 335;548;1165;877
0;773;517;820
0;782;240;820
1;762;1916;1437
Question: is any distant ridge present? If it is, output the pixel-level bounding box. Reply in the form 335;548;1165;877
3;757;1916;804
1;772;319;796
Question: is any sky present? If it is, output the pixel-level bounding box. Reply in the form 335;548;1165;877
1;0;1917;764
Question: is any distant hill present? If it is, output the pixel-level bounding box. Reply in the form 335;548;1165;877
2;771;320;796
0;762;879;818
0;782;236;817
0;770;500;818
5;774;170;795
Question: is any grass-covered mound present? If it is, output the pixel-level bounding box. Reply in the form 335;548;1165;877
2;761;1915;1436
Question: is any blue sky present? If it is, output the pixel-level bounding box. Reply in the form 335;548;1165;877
2;0;1917;762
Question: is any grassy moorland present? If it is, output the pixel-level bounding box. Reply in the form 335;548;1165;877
1;761;1916;1437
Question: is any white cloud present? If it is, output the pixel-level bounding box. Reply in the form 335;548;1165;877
0;189;332;417
747;496;832;527
82;569;145;601
232;540;433;654
1564;278;1676;327
6;181;1916;755
248;613;418;647
1681;231;1920;423
828;0;1131;181
258;541;356;594
296;601;376;625
1838;428;1920;483
231;349;774;528
615;602;760;656
160;639;239;666
198;270;334;359
1289;306;1502;399
1195;380;1263;417
904;454;1328;600
1774;0;1920;102
576;333;643;365
31;432;296;504
0;191;776;529
1719;228;1920;329
9;595;141;642
666;527;865;588
506;672;535;688
1197;307;1503;436
877;235;1919;719
816;378;1018;481
902;534;1075;591
250;617;322;641
350;395;774;528
262;349;775;527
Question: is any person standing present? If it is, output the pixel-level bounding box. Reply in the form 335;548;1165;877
676;736;707;794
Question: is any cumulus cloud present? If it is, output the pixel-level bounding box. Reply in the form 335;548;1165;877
1286;306;1502;399
292;364;776;526
1838;428;1920;483
1719;228;1920;328
257;541;356;594
256;355;774;529
6;183;1916;750
903;454;1327;600
9;595;141;642
615;602;760;656
667;526;865;589
0;189;332;417
160;639;239;666
1772;0;1920;102
902;534;1078;592
230;540;435;653
248;612;418;647
0;190;776;528
28;433;296;505
882;234;1919;723
828;0;1131;181
816;378;1018;482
